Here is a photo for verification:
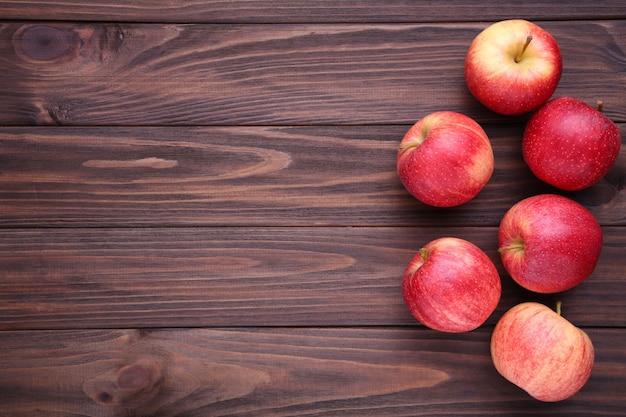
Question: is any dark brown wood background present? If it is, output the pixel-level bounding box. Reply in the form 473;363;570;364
1;1;625;416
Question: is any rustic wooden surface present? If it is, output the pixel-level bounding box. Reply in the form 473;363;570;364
1;1;625;416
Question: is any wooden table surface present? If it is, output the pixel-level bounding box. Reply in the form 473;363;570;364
1;1;625;416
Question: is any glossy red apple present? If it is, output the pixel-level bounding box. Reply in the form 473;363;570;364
465;19;562;115
523;97;622;191
498;194;602;294
491;302;594;402
397;111;494;207
402;237;501;332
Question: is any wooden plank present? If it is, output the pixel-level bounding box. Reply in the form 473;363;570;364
0;327;624;416
1;21;625;125
0;226;623;329
2;125;625;227
0;3;623;416
1;0;626;23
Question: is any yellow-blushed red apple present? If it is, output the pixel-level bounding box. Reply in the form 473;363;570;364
491;302;594;402
402;237;501;332
498;194;602;294
397;111;494;207
523;96;622;191
465;19;562;115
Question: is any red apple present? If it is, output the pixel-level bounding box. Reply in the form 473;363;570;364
498;194;602;294
465;19;562;115
397;111;494;207
402;237;501;332
523;97;622;191
491;302;594;402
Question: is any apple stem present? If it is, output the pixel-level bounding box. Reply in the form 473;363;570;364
556;300;562;316
497;242;524;253
398;141;421;153
597;100;604;112
515;36;533;63
419;247;430;262
398;138;424;152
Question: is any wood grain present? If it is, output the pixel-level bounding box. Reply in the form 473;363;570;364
2;125;625;227
0;327;624;416
0;226;623;330
1;0;626;23
1;3;625;415
1;21;625;125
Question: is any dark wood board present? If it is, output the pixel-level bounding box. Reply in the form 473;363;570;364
1;1;626;23
1;125;625;227
0;226;623;330
1;21;625;125
0;327;624;416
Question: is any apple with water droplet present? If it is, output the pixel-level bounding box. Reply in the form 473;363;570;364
498;194;602;293
491;302;594;402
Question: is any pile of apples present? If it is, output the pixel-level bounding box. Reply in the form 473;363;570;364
397;20;621;402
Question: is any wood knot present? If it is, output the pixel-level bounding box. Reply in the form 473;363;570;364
83;359;164;409
116;363;154;391
14;25;79;62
